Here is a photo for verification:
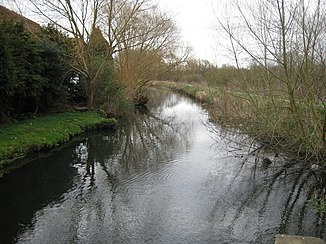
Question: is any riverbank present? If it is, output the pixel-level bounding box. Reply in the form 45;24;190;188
152;81;326;214
152;81;326;162
150;81;214;105
1;89;324;243
0;111;117;176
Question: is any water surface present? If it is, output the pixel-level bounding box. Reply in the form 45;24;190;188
0;89;325;243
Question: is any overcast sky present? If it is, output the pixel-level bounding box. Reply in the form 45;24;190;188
157;0;231;66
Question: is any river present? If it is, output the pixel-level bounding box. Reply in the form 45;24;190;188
0;89;325;244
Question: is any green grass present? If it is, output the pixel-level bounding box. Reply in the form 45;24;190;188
0;112;117;175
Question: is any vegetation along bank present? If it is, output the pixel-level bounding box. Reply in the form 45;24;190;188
0;2;185;176
155;80;326;164
154;79;326;213
0;112;117;177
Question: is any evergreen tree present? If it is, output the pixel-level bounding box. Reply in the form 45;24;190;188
0;21;80;122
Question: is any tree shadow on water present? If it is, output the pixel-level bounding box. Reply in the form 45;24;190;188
204;124;326;243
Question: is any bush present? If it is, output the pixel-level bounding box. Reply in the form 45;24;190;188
0;21;77;122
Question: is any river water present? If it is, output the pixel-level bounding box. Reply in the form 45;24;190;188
0;89;325;244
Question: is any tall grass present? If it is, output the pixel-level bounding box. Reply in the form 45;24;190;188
154;79;326;212
210;79;326;164
155;80;326;164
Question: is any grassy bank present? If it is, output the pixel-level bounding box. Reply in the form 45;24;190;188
0;111;117;176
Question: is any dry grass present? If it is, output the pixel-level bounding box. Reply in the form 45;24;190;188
153;80;326;164
210;88;326;164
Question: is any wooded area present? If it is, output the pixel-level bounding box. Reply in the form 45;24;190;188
0;0;325;163
0;0;325;220
0;0;187;122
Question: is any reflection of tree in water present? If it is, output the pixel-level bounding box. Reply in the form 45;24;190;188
72;90;193;187
10;89;325;243
146;88;182;113
67;89;325;242
206;123;326;242
64;91;195;242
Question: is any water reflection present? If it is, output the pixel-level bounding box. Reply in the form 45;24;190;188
70;99;193;186
0;146;78;244
205;122;326;242
0;89;325;244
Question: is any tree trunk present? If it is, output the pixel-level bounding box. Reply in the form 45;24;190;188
87;83;95;108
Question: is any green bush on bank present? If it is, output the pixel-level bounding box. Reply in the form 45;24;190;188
0;112;117;175
0;21;80;122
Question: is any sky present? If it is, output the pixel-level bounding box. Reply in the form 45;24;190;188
157;0;230;66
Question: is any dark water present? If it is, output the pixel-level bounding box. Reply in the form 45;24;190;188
0;90;325;244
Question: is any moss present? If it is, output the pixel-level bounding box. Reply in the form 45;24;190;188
0;111;117;176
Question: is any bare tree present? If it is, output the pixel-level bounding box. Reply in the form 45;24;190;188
12;0;187;107
215;0;326;160
112;4;188;103
12;0;108;107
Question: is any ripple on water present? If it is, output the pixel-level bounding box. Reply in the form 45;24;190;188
1;90;325;244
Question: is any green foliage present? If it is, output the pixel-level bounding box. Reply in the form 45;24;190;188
0;20;130;122
307;191;326;215
35;25;80;110
0;111;117;175
0;21;43;118
85;37;133;116
0;22;13;122
101;68;134;117
83;26;113;108
0;21;76;122
37;38;70;109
